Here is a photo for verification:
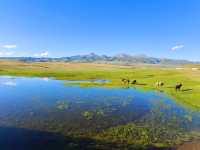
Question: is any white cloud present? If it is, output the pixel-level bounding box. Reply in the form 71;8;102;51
34;51;49;57
0;51;14;57
2;44;17;49
171;44;184;51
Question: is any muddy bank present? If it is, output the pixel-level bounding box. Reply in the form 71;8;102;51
177;141;200;150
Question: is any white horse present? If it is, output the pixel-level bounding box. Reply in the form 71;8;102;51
155;81;164;87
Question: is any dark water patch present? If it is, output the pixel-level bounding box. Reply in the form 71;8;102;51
0;126;69;150
0;126;176;150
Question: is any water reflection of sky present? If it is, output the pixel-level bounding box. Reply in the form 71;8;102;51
0;76;17;86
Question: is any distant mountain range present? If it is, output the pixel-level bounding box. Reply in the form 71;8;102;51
0;53;198;65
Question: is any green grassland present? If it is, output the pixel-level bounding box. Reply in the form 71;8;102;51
0;60;200;110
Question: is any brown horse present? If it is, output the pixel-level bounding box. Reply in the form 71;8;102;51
121;78;130;85
175;83;182;91
131;80;137;84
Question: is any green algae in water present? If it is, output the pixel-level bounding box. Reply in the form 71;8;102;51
56;101;70;110
82;111;94;120
184;115;193;122
94;100;200;148
82;109;105;120
96;110;105;116
95;122;200;149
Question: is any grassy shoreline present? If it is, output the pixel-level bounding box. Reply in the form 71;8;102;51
0;60;200;110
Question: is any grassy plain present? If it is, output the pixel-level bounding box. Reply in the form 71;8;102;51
0;60;200;110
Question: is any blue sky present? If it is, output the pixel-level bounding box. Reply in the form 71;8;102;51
0;0;199;60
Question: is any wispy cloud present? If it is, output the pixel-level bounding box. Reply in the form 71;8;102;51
34;51;49;57
0;51;14;57
171;44;184;51
2;44;17;49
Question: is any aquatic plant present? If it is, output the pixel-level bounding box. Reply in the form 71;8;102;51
96;110;105;116
82;109;105;120
95;122;200;148
82;111;94;120
94;100;200;148
56;101;70;110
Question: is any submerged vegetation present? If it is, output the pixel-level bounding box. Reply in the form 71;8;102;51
56;101;70;110
95;100;200;149
82;110;105;120
95;122;200;149
82;111;94;120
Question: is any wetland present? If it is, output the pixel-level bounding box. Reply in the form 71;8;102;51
1;75;200;149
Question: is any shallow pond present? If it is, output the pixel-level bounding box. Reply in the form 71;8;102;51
0;76;200;149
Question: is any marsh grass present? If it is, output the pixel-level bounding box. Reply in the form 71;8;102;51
95;100;200;149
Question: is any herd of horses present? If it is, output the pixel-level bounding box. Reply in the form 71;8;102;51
121;78;183;91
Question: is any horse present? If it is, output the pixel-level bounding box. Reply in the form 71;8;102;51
155;81;164;87
121;78;130;85
121;78;126;83
175;83;182;91
131;80;137;84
